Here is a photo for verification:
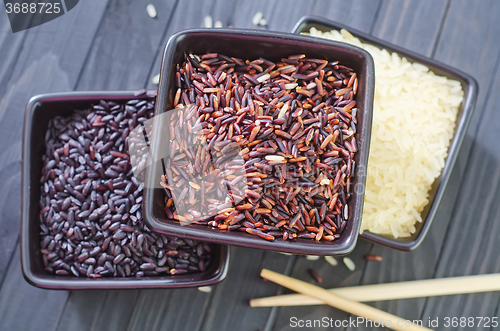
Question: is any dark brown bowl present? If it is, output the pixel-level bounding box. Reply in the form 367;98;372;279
143;29;375;256
21;91;229;289
292;16;478;251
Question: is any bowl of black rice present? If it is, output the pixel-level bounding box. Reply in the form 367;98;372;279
21;90;229;289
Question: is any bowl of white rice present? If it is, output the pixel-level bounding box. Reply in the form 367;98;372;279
293;16;478;250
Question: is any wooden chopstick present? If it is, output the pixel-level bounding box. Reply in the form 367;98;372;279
261;269;432;331
251;273;500;307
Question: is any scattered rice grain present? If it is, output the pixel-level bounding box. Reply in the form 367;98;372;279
306;255;320;261
152;74;160;85
198;286;212;293
146;4;157;18
324;256;338;266
203;15;213;28
252;12;263;26
343;257;356;271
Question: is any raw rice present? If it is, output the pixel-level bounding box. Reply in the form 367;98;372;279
307;28;464;238
165;53;358;242
198;286;212;293
306;255;320;261
146;4;157;18
252;12;263;26
343;257;356;271
324;256;338;266
203;15;213;28
152;73;160;85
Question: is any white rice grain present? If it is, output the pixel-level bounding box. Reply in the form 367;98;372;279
198;286;212;293
265;155;285;163
203;15;213;28
252;12;263;26
325;256;338;266
256;73;270;83
343;257;356;271
152;74;160;85
306;28;464;238
146;4;157;18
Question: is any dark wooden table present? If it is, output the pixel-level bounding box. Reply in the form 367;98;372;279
1;0;499;330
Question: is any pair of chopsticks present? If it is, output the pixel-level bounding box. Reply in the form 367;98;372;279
256;270;500;331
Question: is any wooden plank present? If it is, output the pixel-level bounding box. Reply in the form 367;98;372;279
207;0;239;28
265;1;383;329
124;287;212;331
0;165;21;285
432;0;500;177
262;255;296;331
337;1;453;330
270;0;500;328
0;10;30;284
144;0;377;86
229;1;381;329
272;240;373;330
371;0;450;56
0;0;109;329
419;1;500;325
496;298;500;327
28;2;250;331
90;290;141;331
145;0;240;90
57;289;140;331
0;2;497;331
311;0;382;33
231;0;315;32
232;0;381;34
420;142;500;328
143;4;310;330
0;248;68;331
348;1;500;330
72;1;236;330
76;0;177;91
200;247;293;331
149;2;382;329
55;291;108;331
125;246;285;331
0;7;28;99
143;4;378;328
53;1;180;331
0;0;109;285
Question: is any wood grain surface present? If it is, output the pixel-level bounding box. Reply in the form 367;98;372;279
0;1;498;330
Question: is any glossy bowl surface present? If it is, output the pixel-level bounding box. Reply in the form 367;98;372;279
143;29;375;255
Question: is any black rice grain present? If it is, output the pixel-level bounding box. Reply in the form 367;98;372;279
39;97;214;278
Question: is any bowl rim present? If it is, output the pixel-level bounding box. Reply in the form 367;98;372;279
292;15;479;251
21;90;230;289
143;28;375;256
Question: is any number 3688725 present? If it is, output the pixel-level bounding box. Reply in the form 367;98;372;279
5;2;61;14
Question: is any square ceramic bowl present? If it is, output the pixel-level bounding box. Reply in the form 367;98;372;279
21;91;229;289
143;29;375;255
292;16;478;251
